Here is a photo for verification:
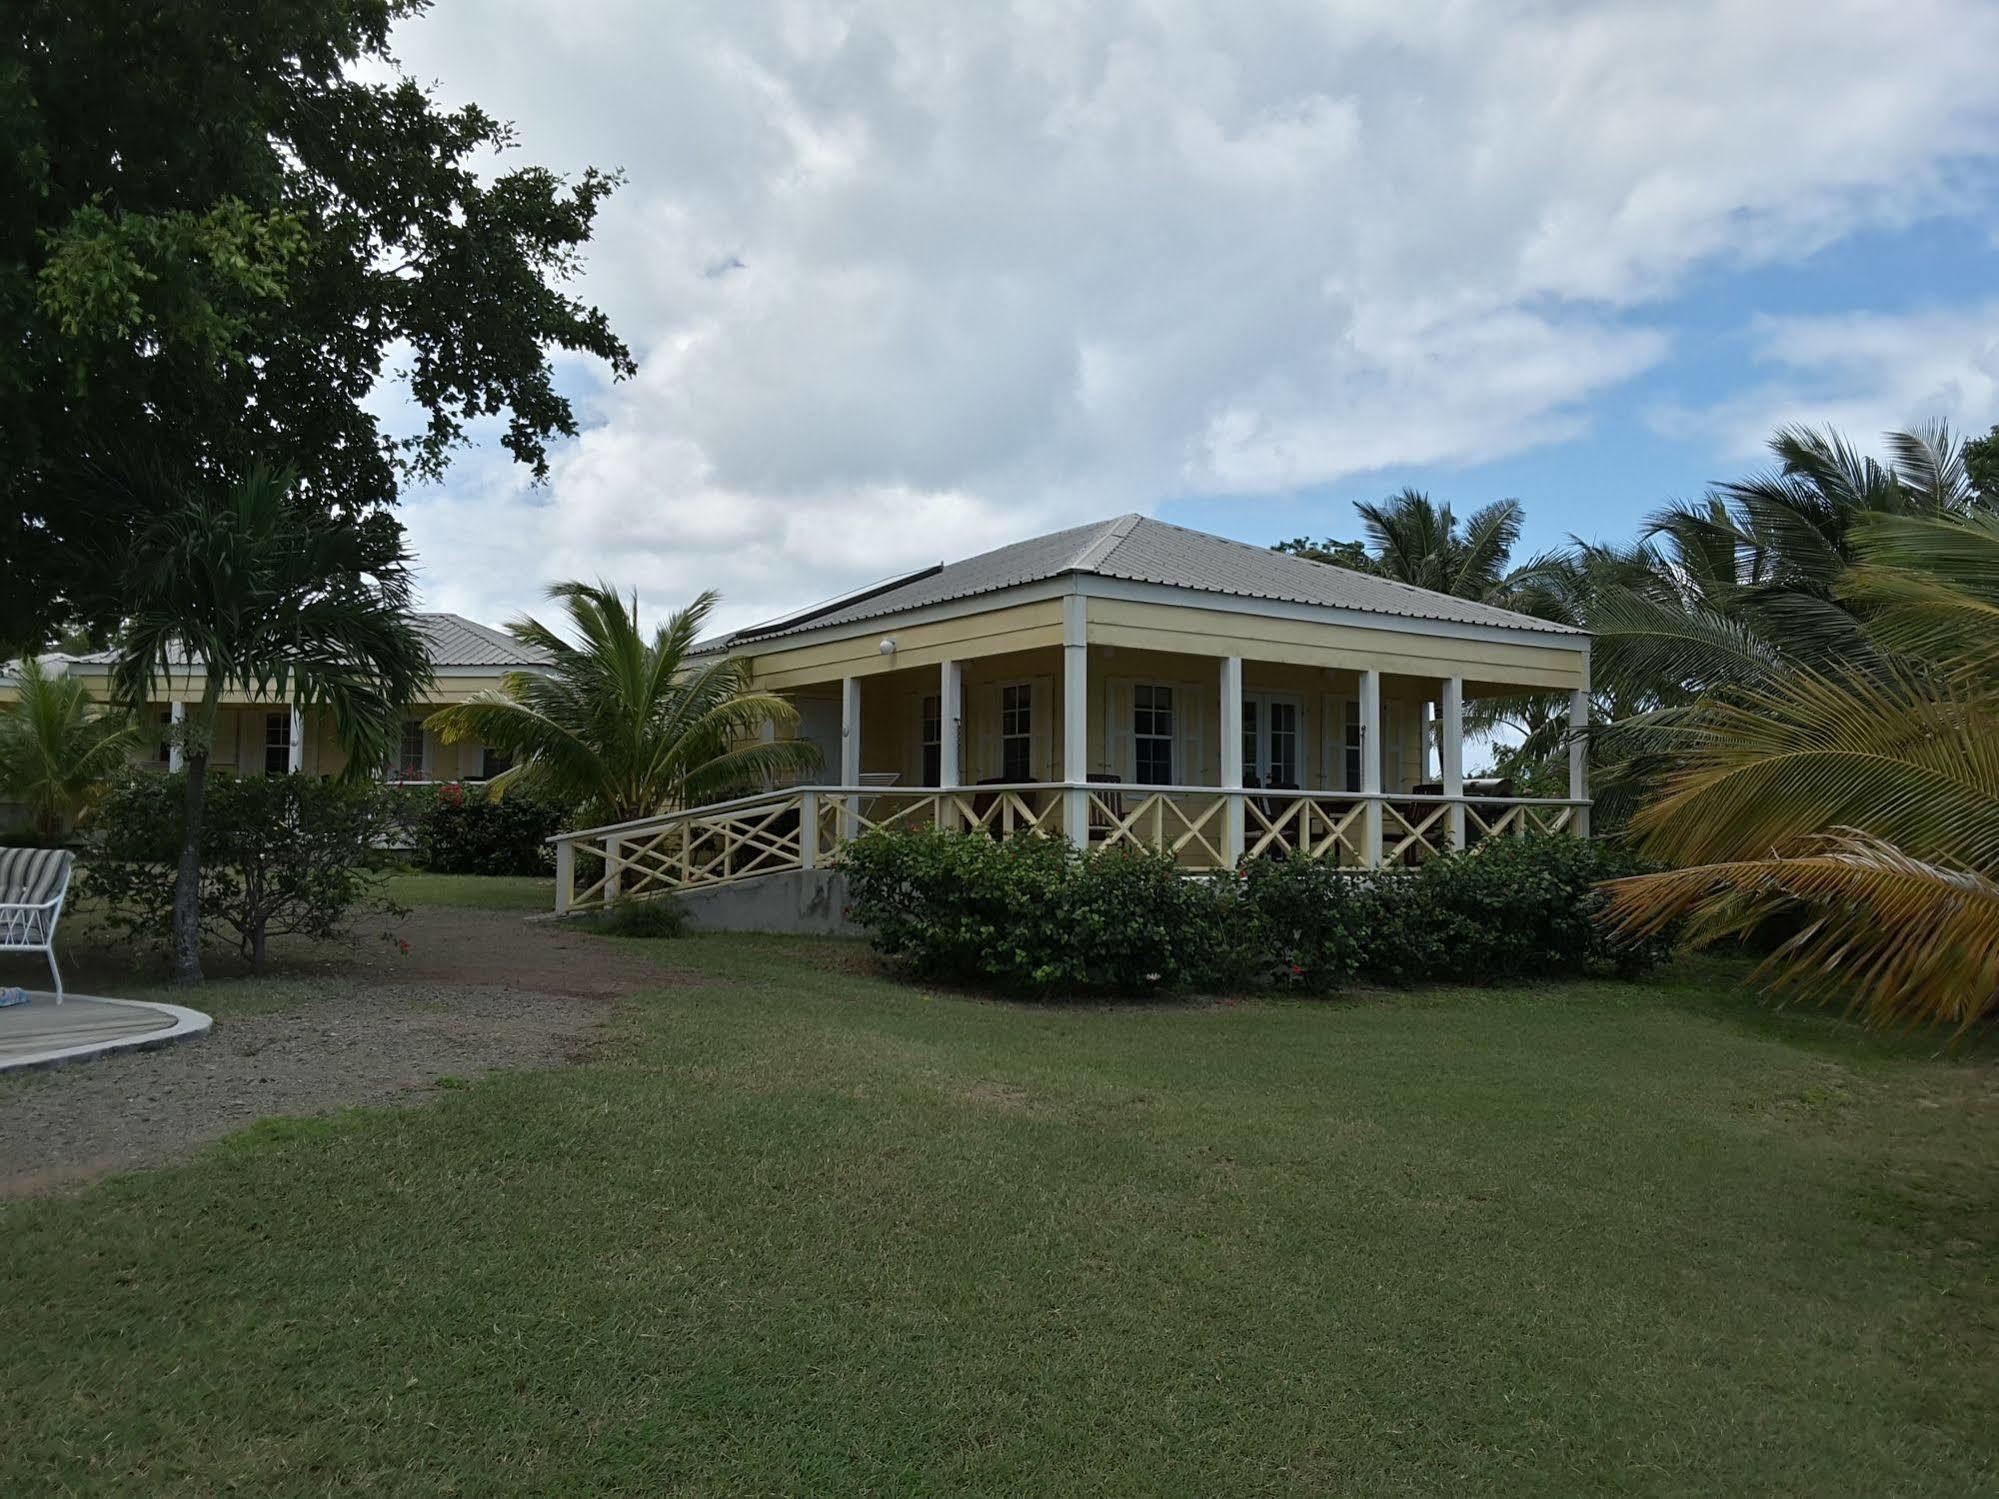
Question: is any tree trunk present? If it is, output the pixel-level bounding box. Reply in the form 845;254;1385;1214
171;750;209;985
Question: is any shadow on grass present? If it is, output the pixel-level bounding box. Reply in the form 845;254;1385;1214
1648;953;1999;1066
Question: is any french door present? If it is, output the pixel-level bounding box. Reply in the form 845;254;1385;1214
1240;694;1302;787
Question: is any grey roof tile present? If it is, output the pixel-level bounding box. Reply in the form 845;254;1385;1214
21;614;547;673
719;514;1580;647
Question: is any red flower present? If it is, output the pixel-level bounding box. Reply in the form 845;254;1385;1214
398;939;411;954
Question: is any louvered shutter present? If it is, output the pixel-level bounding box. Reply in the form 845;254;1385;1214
973;683;1001;780
1177;680;1207;786
1319;693;1338;790
1030;676;1055;780
1106;679;1134;780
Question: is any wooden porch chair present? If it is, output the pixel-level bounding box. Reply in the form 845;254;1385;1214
1086;772;1124;842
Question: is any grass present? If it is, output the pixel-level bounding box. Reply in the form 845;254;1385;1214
4;929;1997;1493
379;870;553;911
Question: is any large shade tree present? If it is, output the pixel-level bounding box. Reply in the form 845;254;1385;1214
3;0;632;655
427;585;820;826
103;466;432;985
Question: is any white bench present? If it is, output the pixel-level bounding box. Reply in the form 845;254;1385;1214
0;847;74;1004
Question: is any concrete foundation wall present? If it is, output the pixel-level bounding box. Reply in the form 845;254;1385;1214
670;869;860;937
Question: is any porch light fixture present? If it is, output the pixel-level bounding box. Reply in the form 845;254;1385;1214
878;637;898;655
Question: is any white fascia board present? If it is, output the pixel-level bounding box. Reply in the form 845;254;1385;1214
705;570;1584;663
1074;575;1589;654
710;577;1081;659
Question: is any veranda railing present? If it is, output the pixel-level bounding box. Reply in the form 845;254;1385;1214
547;783;1589;915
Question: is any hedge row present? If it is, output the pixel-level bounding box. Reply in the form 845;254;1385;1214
841;829;1671;996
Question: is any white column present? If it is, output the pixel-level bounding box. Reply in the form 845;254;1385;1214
1442;677;1465;850
799;788;820;868
839;675;862;843
1359;668;1382;867
1569;683;1591;839
288;705;305;774
554;839;574;915
1062;593;1090;845
168;700;186;773
1219;655;1244;864
939;657;962;829
939;659;962;790
757;719;775;791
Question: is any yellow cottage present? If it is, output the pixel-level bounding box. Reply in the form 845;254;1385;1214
553;514;1592;922
1;614;547;793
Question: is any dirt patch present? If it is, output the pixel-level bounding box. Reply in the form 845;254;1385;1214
2;907;690;1199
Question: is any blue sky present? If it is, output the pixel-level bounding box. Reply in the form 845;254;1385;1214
380;1;1999;634
1173;212;1999;559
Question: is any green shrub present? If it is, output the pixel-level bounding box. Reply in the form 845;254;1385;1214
842;829;1673;997
843;829;1079;991
414;782;570;876
592;898;687;939
84;771;408;969
1231;855;1372;993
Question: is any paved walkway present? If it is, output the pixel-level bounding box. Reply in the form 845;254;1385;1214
0;994;210;1073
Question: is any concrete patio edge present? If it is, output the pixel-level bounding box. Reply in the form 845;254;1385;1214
0;995;213;1075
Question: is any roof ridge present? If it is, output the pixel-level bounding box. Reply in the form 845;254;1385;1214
1070;513;1143;573
1127;515;1556;625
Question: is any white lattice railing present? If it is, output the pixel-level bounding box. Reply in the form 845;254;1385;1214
548;784;1592;914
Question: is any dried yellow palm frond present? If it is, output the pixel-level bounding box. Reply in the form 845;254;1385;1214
1603;829;1999;1032
1626;664;1999;873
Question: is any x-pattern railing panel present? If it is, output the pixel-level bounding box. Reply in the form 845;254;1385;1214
551;785;1592;912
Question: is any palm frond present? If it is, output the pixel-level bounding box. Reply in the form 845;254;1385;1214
433;582;817;823
1602;829;1999;1031
1842;511;1999;682
1627;664;1999;874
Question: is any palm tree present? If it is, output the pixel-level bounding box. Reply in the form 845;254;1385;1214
103;465;431;984
1601;508;1999;1031
1581;422;1987;706
1354;488;1525;602
1508;422;1997;828
0;658;142;842
426;583;819;826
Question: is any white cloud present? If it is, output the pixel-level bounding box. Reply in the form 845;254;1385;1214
381;0;1999;630
1652;302;1999;458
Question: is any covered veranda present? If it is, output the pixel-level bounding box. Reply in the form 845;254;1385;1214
552;583;1590;912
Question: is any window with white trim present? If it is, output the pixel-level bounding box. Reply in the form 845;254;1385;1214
397;719;427;780
1134;684;1174;786
480;746;512;781
265;713;292;776
999;683;1032;782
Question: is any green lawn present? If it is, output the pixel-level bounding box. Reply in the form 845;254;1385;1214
380;870;554;911
5;934;1996;1494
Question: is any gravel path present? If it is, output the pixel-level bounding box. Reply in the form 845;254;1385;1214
1;905;685;1198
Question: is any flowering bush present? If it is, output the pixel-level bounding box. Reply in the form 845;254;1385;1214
843;829;1672;997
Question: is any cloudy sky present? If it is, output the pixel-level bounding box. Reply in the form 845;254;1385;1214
379;0;1999;634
